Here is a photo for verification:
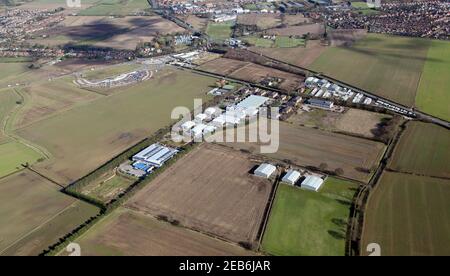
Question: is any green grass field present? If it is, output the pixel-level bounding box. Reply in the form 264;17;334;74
362;172;450;256
262;177;359;256
388;121;450;178
351;2;380;15
206;22;234;42
81;174;133;203
15;77;100;128
81;63;142;80
415;40;450;121
0;171;99;255
0;89;20;140
310;34;430;106
1;199;98;256
243;36;274;48
17;68;216;185
243;36;305;48
78;0;150;16
0;141;43;178
274;36;305;48
0;62;30;81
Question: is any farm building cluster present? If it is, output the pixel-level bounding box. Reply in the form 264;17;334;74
219;86;303;120
254;163;325;192
119;143;178;178
305;76;374;106
178;94;271;139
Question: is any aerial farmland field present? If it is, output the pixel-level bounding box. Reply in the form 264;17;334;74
15;78;100;128
249;40;327;68
0;89;20;142
262;177;359;256
0;141;42;178
199;58;304;91
60;207;256;256
288;108;391;139
31;15;185;50
78;0;150;16
310;34;431;106
219;122;386;182
0;170;99;255
415;40;450;121
16;68;216;185
126;144;275;246
206;22;234;42
0;62;31;84
80;173;134;204
388;121;450;178
362;172;450;256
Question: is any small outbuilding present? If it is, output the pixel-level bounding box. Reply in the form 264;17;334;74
300;175;324;192
181;121;196;131
194;113;208;123
254;163;276;178
282;170;301;185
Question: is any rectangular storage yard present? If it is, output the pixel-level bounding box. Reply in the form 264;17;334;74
126;144;275;246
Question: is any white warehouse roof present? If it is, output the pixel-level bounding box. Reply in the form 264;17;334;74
205;107;219;116
132;143;178;168
282;170;301;185
301;175;324;192
181;121;196;130
254;163;276;178
191;123;207;137
195;113;208;122
236;95;269;110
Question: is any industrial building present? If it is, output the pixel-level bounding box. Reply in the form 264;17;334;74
254;163;277;178
300;175;324;192
191;123;208;137
181;121;196;132
194;113;208;123
307;99;334;110
282;170;301;185
132;143;178;168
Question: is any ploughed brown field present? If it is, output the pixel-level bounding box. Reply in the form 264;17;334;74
199;58;304;91
60;207;255;256
126;144;275;245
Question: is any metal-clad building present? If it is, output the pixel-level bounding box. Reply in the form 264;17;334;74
254;163;276;178
132;143;178;168
282;170;301;185
307;99;334;110
301;175;324;192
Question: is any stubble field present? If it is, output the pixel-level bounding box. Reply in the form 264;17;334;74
61;207;256;256
126;144;275;245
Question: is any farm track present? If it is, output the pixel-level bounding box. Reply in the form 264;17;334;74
347;121;407;255
1;88;51;160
